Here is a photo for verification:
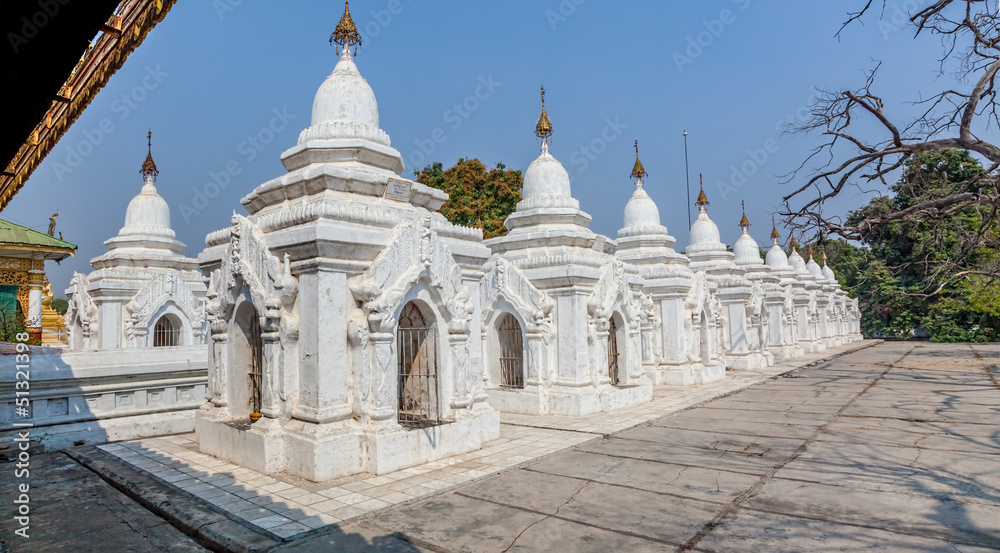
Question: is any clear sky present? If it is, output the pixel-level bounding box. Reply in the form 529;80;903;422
4;0;968;293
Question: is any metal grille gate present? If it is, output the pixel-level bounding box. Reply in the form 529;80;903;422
397;303;441;427
498;313;524;388
153;316;181;347
248;313;263;415
608;318;620;385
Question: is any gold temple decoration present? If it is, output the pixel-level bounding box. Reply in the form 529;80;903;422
807;244;814;258
140;130;158;181
696;174;709;207
330;0;362;55
770;217;780;240
739;200;750;229
630;139;647;182
789;236;799;252
822;250;828;264
535;86;553;143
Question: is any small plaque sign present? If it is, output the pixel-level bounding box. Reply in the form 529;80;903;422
385;178;412;202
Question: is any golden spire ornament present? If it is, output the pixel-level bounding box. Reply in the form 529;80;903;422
695;173;709;208
807;244;814;259
330;0;362;55
535;85;553;144
739;200;750;229
822;250;828;264
630;139;647;184
140;130;158;182
770;216;780;241
789;236;799;252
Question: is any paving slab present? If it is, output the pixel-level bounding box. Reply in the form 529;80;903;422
695;509;999;553
0;452;207;553
744;477;1000;547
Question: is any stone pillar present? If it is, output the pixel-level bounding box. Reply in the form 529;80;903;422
293;266;351;424
553;292;591;386
27;269;45;341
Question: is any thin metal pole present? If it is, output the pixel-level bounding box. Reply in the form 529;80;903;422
683;130;692;230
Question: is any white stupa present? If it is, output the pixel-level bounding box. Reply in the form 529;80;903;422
66;133;207;350
615;142;721;385
685;182;759;370
482;88;652;416
196;2;498;481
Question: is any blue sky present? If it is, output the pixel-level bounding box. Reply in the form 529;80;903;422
4;0;965;293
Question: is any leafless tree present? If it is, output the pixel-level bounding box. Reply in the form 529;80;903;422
782;0;1000;280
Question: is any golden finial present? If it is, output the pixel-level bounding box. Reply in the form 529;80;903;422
535;85;553;143
822;250;828;264
330;0;362;55
789;236;799;252
807;244;814;258
739;200;750;229
140;130;158;182
630;139;647;182
770;216;780;240
695;174;709;207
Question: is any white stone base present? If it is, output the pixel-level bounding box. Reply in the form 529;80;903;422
722;352;759;371
545;380;653;416
770;345;803;361
648;362;725;386
799;340;825;353
196;404;500;482
0;411;196;450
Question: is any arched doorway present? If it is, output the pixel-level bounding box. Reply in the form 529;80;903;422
153;314;181;347
397;302;439;426
233;302;263;417
608;317;620;385
497;313;524;388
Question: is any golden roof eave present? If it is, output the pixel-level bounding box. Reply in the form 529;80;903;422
0;0;178;212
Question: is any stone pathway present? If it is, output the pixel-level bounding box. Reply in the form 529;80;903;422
7;340;1000;552
0;451;204;553
78;341;873;544
344;342;1000;552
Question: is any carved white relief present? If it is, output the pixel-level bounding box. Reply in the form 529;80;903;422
480;256;554;338
123;272;206;346
349;216;472;334
588;259;642;333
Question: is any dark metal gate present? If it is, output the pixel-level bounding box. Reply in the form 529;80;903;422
608;317;620;385
397;303;440;427
498;313;524;388
248;313;263;415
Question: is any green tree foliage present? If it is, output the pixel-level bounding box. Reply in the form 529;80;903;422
52;298;68;316
416;159;522;239
821;150;1000;341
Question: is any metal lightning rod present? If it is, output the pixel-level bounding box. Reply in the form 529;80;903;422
683;130;692;230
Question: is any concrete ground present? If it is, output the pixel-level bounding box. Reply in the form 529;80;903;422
3;341;999;552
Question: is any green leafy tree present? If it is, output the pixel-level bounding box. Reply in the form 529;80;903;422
416;159;522;239
820;150;1000;341
52;298;68;316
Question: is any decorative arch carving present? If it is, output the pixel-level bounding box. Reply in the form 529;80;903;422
480;256;553;337
588;259;641;332
124;272;205;345
349;216;472;334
